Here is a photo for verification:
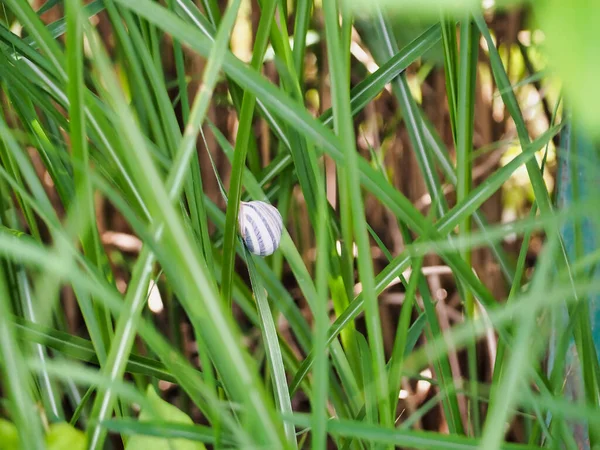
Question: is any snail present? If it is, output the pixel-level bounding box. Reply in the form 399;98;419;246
238;201;283;256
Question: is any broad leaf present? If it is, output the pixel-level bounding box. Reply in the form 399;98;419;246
125;385;206;450
46;423;86;450
0;419;19;450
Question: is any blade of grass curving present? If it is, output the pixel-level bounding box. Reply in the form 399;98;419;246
246;250;297;448
322;0;391;429
86;1;245;447
220;0;276;309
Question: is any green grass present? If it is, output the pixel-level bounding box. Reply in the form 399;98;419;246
0;0;599;449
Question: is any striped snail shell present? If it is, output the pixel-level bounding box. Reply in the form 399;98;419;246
238;201;283;256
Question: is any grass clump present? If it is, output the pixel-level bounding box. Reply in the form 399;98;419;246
0;1;599;449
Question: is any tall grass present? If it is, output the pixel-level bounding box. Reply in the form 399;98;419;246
0;1;599;449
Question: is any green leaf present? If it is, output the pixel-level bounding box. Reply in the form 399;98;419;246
534;0;600;138
0;419;19;450
125;385;206;450
46;423;86;450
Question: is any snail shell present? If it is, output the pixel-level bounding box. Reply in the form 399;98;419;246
238;201;283;256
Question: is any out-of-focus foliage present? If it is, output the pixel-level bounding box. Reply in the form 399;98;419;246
0;419;19;450
534;0;600;138
0;419;86;450
125;386;206;450
343;0;527;16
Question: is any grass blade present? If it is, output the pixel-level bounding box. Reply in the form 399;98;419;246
246;251;296;448
322;0;391;429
